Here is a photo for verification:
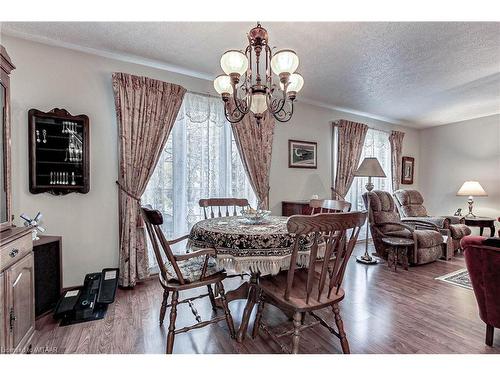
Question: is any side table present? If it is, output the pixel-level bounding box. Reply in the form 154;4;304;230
382;237;413;272
464;217;495;237
33;235;62;318
282;200;312;216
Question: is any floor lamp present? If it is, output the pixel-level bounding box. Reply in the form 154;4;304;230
353;157;387;265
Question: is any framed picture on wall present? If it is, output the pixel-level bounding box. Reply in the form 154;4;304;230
288;140;317;169
401;156;415;184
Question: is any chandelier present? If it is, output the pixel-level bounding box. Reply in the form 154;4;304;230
213;23;304;125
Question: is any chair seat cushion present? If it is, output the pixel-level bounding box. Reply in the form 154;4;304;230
165;255;221;283
449;224;472;240
386;229;443;248
414;229;443;247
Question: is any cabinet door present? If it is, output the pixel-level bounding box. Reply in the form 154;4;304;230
0;272;5;351
6;252;35;352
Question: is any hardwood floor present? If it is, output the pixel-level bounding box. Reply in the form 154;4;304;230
31;243;500;354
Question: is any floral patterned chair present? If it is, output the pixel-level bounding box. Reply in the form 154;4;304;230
363;190;444;265
393;189;471;253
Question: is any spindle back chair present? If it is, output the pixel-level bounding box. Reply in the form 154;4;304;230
141;205;235;353
253;211;366;354
309;199;351;215
199;198;250;219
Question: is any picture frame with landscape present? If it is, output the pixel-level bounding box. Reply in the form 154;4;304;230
288;140;317;169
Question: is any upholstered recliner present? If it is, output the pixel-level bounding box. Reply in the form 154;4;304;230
393;189;471;254
363;190;444;265
462;236;500;346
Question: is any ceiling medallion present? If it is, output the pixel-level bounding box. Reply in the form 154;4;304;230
214;23;304;125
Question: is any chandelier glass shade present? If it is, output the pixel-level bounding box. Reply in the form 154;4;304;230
213;23;304;125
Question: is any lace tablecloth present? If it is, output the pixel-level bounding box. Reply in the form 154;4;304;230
188;216;315;276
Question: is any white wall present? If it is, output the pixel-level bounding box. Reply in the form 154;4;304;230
3;35;213;287
419;114;500;235
269;103;420;213
3;35;419;287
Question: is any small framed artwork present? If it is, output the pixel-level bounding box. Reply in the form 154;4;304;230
401;156;415;184
288;140;317;169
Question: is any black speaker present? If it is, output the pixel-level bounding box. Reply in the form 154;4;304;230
33;236;62;317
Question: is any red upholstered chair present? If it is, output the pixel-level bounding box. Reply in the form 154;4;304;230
462;236;500;346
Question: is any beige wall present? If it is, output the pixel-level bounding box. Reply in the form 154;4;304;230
269;103;420;213
3;35;419;287
419;114;500;235
3;35;213;287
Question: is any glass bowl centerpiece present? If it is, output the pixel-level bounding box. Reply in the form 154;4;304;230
240;207;271;225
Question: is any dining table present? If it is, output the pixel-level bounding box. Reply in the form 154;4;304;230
187;215;319;342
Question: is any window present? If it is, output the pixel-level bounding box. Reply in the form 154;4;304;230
344;128;392;239
142;93;257;267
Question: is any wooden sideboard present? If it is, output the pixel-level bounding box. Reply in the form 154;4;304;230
0;227;35;353
282;200;312;216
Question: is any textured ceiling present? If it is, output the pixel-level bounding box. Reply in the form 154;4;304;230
2;22;499;127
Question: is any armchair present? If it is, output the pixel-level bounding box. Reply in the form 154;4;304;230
141;205;235;353
462;236;500;346
393;189;471;253
363;190;444;265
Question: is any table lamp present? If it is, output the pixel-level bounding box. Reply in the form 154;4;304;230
353;157;387;265
456;181;487;217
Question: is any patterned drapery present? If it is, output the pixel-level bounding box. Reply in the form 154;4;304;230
389;130;405;191
231;111;275;210
141;93;257;270
333;120;369;199
112;72;186;287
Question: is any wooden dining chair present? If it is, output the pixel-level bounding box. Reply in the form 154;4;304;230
199;198;250;219
252;211;366;354
141;205;236;354
309;199;351;215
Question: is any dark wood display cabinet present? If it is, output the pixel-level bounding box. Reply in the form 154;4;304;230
28;108;90;195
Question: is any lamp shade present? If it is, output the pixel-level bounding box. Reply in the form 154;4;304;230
213;75;232;95
220;50;248;76
354;157;386;177
280;73;304;93
250;92;267;115
271;49;299;75
456;181;487;196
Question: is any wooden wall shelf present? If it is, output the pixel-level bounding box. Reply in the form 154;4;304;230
28;108;90;195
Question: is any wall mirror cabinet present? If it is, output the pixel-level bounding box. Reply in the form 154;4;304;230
28;108;90;195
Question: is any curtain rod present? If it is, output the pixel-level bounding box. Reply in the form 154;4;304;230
331;120;393;135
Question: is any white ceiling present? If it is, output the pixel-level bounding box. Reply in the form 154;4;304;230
2;22;500;127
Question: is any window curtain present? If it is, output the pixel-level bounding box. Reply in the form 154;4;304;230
230;110;275;209
112;73;186;287
142;93;257;269
345;128;392;238
389;130;405;191
332;120;369;199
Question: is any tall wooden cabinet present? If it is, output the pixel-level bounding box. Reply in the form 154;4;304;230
0;272;5;347
1;229;35;353
1;45;35;353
